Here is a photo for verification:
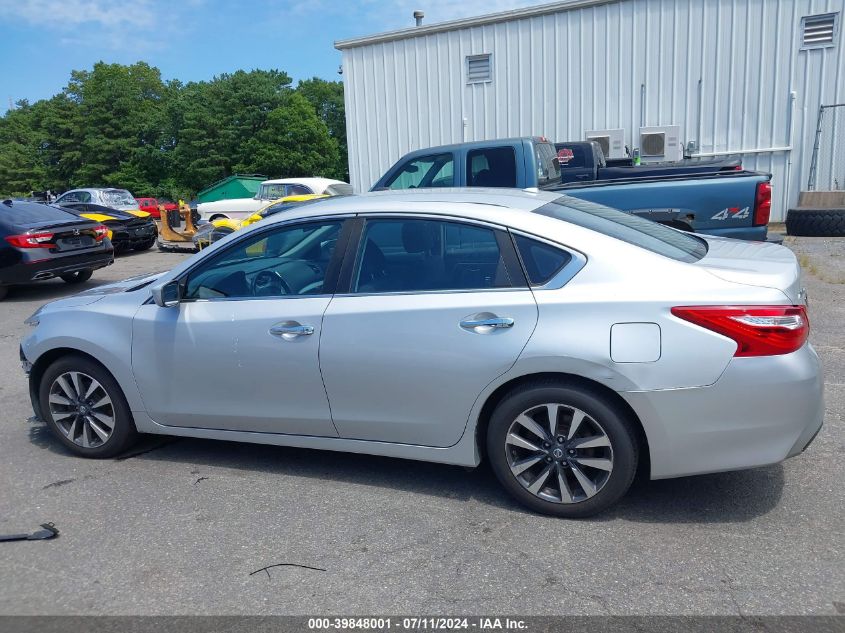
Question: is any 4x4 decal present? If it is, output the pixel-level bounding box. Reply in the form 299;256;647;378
711;206;750;220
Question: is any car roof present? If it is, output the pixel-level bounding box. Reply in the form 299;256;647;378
61;188;132;194
261;177;347;187
260;188;562;226
0;200;88;228
393;137;548;158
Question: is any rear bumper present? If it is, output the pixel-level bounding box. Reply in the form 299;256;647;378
111;224;157;247
697;225;769;241
621;344;824;479
0;250;113;285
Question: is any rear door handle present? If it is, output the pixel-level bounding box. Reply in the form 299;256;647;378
460;316;515;331
269;322;315;340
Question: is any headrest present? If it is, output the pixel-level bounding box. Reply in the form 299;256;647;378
402;222;437;254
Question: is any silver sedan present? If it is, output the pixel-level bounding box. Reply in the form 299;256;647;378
20;189;823;517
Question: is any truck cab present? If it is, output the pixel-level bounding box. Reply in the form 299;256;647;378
372;137;560;191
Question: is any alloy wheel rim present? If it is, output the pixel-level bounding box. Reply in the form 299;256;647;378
504;403;613;503
48;372;115;448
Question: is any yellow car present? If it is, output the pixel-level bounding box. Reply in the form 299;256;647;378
193;194;327;249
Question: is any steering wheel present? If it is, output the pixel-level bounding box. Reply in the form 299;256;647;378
252;270;291;297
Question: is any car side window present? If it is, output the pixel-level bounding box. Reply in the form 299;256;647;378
183;220;343;300
57;192;79;203
287;184;313;196
352;218;515;294
385;153;455;189
467;147;517;187
513;234;572;285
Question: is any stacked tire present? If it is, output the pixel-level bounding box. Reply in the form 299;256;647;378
786;208;845;237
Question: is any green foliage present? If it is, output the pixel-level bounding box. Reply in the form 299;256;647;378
0;63;348;199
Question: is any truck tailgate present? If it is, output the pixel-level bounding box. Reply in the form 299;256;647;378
695;236;804;303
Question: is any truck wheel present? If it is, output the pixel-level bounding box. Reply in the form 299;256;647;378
60;269;93;284
786;208;845;237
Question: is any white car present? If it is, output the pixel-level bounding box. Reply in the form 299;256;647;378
198;177;350;222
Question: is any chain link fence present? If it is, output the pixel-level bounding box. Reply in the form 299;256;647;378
808;103;845;190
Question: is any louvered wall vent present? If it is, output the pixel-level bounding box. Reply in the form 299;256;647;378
466;54;492;83
802;13;838;49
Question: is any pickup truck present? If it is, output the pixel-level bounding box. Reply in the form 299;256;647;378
372;137;772;241
136;197;177;220
555;141;742;184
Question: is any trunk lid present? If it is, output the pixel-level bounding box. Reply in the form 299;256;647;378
695;236;803;303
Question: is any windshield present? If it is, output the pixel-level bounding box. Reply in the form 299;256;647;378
102;189;138;206
536;196;708;263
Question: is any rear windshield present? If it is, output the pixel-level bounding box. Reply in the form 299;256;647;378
536;196;708;262
1;202;79;225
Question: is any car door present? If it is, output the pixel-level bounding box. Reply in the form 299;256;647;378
319;216;539;448
131;217;351;435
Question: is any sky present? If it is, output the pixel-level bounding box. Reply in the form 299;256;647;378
0;0;543;113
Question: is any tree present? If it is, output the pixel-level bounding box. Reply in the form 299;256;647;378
0;63;349;199
0;102;47;195
296;78;347;180
238;92;340;178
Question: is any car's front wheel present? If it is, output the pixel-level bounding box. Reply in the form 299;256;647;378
60;269;93;284
487;382;638;518
39;355;138;458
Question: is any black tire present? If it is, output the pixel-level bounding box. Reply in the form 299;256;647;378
0;285;7;301
486;382;638;518
39;355;138;458
786;208;845;237
132;237;156;251
60;269;93;284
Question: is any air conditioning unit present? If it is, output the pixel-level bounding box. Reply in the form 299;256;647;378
638;125;682;163
585;128;625;159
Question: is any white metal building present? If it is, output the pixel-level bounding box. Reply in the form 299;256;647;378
336;0;844;221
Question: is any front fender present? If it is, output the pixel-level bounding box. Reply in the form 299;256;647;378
22;305;144;412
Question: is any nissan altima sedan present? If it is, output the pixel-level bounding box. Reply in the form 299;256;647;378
20;189;823;517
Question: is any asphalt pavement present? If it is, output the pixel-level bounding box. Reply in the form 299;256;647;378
0;239;842;615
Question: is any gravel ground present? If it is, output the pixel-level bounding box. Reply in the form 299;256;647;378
0;239;842;616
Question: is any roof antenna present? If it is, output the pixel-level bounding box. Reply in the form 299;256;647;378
413;10;424;26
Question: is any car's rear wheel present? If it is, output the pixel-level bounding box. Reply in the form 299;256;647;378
487;382;638;518
60;269;93;284
39;355;138;458
0;285;7;301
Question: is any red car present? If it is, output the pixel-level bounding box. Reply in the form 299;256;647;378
136;197;178;220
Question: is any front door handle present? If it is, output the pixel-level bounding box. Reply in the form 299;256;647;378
460;316;515;331
269;322;315;340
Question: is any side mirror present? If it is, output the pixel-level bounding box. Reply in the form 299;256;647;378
151;280;182;308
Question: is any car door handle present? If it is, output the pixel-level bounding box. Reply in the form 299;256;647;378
269;322;315;340
460;316;515;331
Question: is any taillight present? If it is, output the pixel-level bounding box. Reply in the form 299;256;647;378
4;231;55;249
671;305;809;357
93;225;108;242
753;181;772;226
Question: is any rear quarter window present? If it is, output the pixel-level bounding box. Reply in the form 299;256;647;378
513;234;572;285
536;196;708;262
